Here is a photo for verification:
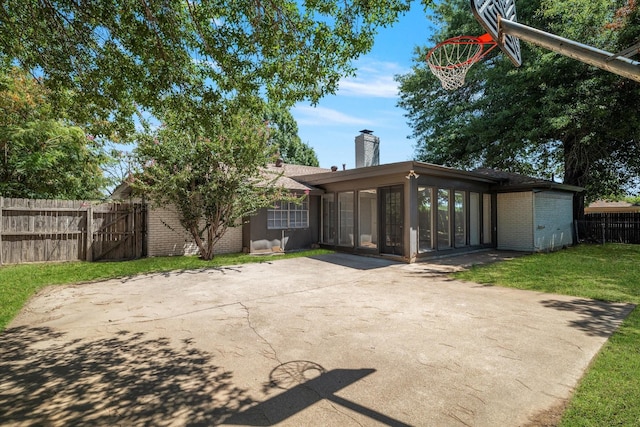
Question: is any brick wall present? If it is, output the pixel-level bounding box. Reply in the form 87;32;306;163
533;191;574;251
147;205;242;257
497;192;534;251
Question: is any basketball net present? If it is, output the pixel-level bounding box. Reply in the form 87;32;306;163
426;33;497;90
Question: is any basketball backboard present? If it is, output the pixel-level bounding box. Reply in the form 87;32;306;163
470;0;522;66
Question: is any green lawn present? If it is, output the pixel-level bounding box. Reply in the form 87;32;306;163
454;243;640;426
0;249;332;331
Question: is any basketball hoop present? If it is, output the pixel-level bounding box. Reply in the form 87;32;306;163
426;33;498;90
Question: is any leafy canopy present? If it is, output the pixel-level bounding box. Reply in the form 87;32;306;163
1;0;427;137
265;105;319;167
397;0;640;203
132;107;288;260
1;0;437;255
0;66;108;199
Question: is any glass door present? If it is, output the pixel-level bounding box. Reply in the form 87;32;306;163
380;186;403;255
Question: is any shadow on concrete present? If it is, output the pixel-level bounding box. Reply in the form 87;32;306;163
224;361;411;426
0;326;253;426
308;253;401;270
405;250;528;280
540;299;636;337
421;250;526;269
115;265;245;284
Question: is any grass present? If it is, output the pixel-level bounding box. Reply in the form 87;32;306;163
454;243;640;426
0;249;332;331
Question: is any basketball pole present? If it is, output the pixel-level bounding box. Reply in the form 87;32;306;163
498;16;640;83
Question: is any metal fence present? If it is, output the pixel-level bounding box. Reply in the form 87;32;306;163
0;197;146;265
577;213;640;244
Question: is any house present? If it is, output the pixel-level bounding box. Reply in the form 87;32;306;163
585;200;640;214
110;183;243;258
243;131;584;261
113;130;583;261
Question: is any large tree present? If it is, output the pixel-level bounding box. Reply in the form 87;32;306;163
1;0;425;137
132;107;289;260
397;0;640;210
2;1;430;255
265;105;319;167
0;66;108;199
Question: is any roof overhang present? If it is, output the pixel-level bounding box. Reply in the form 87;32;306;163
295;161;500;185
494;183;585;193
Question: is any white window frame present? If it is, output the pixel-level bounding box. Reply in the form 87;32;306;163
267;198;309;230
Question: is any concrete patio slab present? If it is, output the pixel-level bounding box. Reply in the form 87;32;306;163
0;252;634;426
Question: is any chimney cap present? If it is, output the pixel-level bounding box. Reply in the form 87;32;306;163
359;129;374;135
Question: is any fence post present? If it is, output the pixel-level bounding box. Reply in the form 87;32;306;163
601;221;606;244
85;204;93;261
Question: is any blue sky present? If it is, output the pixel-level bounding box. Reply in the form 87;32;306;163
292;4;435;169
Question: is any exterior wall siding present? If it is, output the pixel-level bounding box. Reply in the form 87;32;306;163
147;205;242;257
245;196;320;253
533;191;574;251
497;192;534;251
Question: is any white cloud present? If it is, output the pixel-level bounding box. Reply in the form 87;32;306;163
293;105;373;126
337;59;408;98
338;76;398;98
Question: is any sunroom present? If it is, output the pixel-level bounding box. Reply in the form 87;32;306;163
296;161;499;262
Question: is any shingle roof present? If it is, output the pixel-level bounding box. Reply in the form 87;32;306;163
265;163;331;177
473;168;551;185
263;163;330;193
473;168;583;192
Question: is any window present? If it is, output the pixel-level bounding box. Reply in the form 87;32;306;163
267;198;309;229
418;187;433;252
358;189;378;248
338;191;354;246
437;189;451;248
470;192;480;245
483;193;492;244
454;191;466;247
322;193;336;243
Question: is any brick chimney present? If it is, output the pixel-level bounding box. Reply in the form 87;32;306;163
355;129;380;168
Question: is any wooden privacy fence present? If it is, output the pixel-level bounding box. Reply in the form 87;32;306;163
0;197;146;265
577;212;640;244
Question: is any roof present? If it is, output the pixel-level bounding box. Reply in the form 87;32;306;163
473;168;584;193
294;163;582;193
110;181;133;200
110;163;330;200
295;161;500;186
586;200;640;213
111;162;584;201
266;163;331;177
262;163;331;194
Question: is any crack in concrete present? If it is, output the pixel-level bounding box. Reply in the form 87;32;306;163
108;281;349;326
301;385;364;427
238;302;281;364
325;398;365;427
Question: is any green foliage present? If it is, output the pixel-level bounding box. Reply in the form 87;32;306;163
265;105;319;166
0;249;333;332
132;107;288;260
0;66;109;199
1;0;422;136
397;0;640;202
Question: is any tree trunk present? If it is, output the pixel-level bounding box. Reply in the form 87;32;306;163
563;138;587;221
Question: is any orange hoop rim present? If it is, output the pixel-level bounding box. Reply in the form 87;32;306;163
426;33;498;69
